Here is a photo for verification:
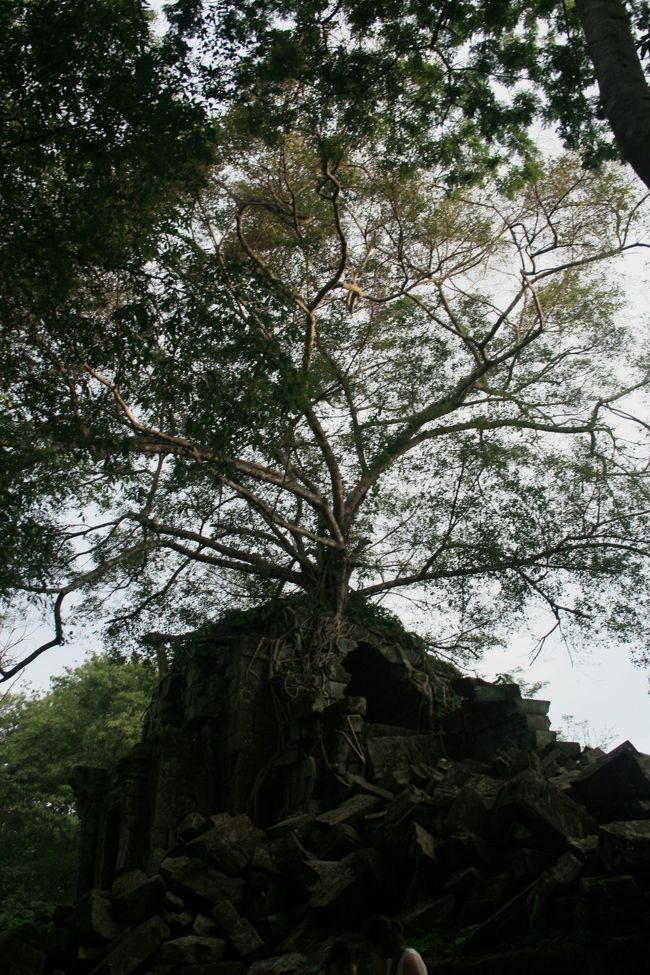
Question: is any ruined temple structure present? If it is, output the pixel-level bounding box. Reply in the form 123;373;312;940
70;608;552;891
5;606;650;974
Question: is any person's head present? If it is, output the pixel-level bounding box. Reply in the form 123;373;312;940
361;916;405;959
324;940;357;975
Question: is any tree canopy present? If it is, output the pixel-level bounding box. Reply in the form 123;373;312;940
169;0;650;185
2;0;650;678
3;116;649;674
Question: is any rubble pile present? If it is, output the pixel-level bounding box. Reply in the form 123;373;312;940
3;676;650;975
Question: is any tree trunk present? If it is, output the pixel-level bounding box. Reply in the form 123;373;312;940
314;548;350;619
576;0;650;190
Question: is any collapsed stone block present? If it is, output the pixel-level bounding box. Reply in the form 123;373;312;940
576;874;649;938
211;898;267;961
89;915;170;975
248;952;307;975
113;873;166;926
397;895;455;932
177;812;209;844
599;820;650;878
568;741;650;822
75;890;121;944
493;769;598;851
160;857;245;908
314;793;380;827
304;848;379;915
0;933;46;975
156;935;226;967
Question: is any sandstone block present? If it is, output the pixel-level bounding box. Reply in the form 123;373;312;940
212;898;267;961
90;915;170;975
156;935;226;967
161;857;245;908
75;890;121;944
113;874;166;925
599;820;650;877
569;741;650;822
493;769;598;851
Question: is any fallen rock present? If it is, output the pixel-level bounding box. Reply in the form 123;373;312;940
113;873;166;925
75;890;121;944
248;952;307;975
156;935;226;967
599;820;650;878
0;933;46;975
397;895;455;931
493;769;598;851
89;915;170;975
314;793;381;827
185;813;265;876
211;898;267;961
160;857;245;908
568;741;650;822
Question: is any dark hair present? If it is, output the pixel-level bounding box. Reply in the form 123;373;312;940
361;916;404;956
324;940;356;973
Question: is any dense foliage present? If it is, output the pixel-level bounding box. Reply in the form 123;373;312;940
1;0;650;678
169;0;650;183
0;656;155;927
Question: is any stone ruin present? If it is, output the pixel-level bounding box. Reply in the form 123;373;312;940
2;609;650;974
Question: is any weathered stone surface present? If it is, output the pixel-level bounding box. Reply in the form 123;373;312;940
397;895;455;931
505;848;555;881
90;915;170;975
452;677;522;703
493;769;598;850
211;898;266;961
179;964;245;975
367;733;445;785
75;890;121;944
266;813;315;841
248;952;307;975
445;782;494;835
177;811;209;844
113;873;166;925
0;933;46;975
304;849;379;912
185;813;264;876
569;741;650;822
599;820;650;877
576;874;649;938
192;912;220;937
156;935;226;967
160;857;244;907
186;828;250;875
309;822;363;859
408;822;437;862
111;870;148;900
463;880;537;949
315;793;380;827
162;908;194;935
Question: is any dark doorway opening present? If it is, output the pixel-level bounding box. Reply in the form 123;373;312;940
343;643;428;729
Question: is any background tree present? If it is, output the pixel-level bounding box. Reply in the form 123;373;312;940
3;124;649;675
0;656;155;928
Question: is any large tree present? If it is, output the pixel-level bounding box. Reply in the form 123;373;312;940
2;123;649;677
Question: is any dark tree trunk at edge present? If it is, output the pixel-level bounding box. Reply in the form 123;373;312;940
576;0;650;190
